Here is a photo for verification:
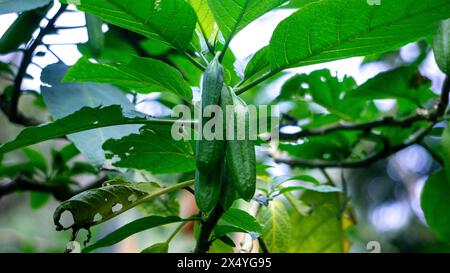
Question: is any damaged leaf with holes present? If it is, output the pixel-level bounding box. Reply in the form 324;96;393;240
53;181;160;233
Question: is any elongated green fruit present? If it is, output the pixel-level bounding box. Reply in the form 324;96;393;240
0;5;50;54
219;158;237;211
194;164;222;213
196;55;225;173
221;87;256;201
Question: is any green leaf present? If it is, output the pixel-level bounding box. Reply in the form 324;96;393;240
83;216;184;253
103;124;195;174
64;57;193;102
30;192;51;209
189;0;216;40
141;242;169;253
0;62;14;77
257;199;291;253
433;19;450;74
244;46;270;81
0;6;49;54
272;174;321;188
0;105;172;156
0;0;51;15
421;170;450;242
279;132;360;161
278;70;370;121
218;235;236;248
208;0;286;42
66;0;197;50
138;193;180;217
208;237;234;253
22;147;48;173
347;66;436;107
221;208;263;234
78;28;137;63
284;0;321;8
54;182;152;231
290;191;348;252
85;14;105;57
214;225;247;239
269;0;450;70
0;162;35;178
441;125;450;184
279;184;341;194
41;63;142;166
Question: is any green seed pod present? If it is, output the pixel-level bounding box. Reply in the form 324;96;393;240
196;55;226;173
0;5;50;54
221;87;256;201
219;158;237;211
194;164;222;213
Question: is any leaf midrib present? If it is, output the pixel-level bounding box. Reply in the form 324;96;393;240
273;0;448;70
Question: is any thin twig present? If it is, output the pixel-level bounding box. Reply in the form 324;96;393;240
8;4;67;123
279;111;431;141
0;176;107;201
274;124;433;168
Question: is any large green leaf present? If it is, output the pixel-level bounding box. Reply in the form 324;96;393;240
269;0;450;70
284;0;321;8
208;0;286;42
78;28;137;63
421;170;450;242
189;0;216;40
0;0;51;15
0;105;175;156
102;124;196;174
64;57;192;102
289;191;348;252
434;19;450;74
257;199;291;253
54;183;152;232
221;208;263;234
63;0;197;50
244;46;270;81
83;216;186;253
54;179;193;233
41;63;141;166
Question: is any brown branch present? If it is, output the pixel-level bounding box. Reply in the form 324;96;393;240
0;176;106;201
5;4;67;125
279;111;431;141
194;204;225;253
274;124;433;168
275;75;450;168
279;76;450;142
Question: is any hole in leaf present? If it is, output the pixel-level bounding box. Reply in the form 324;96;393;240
94;213;102;222
60;211;75;229
300;83;309;89
112;203;123;213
